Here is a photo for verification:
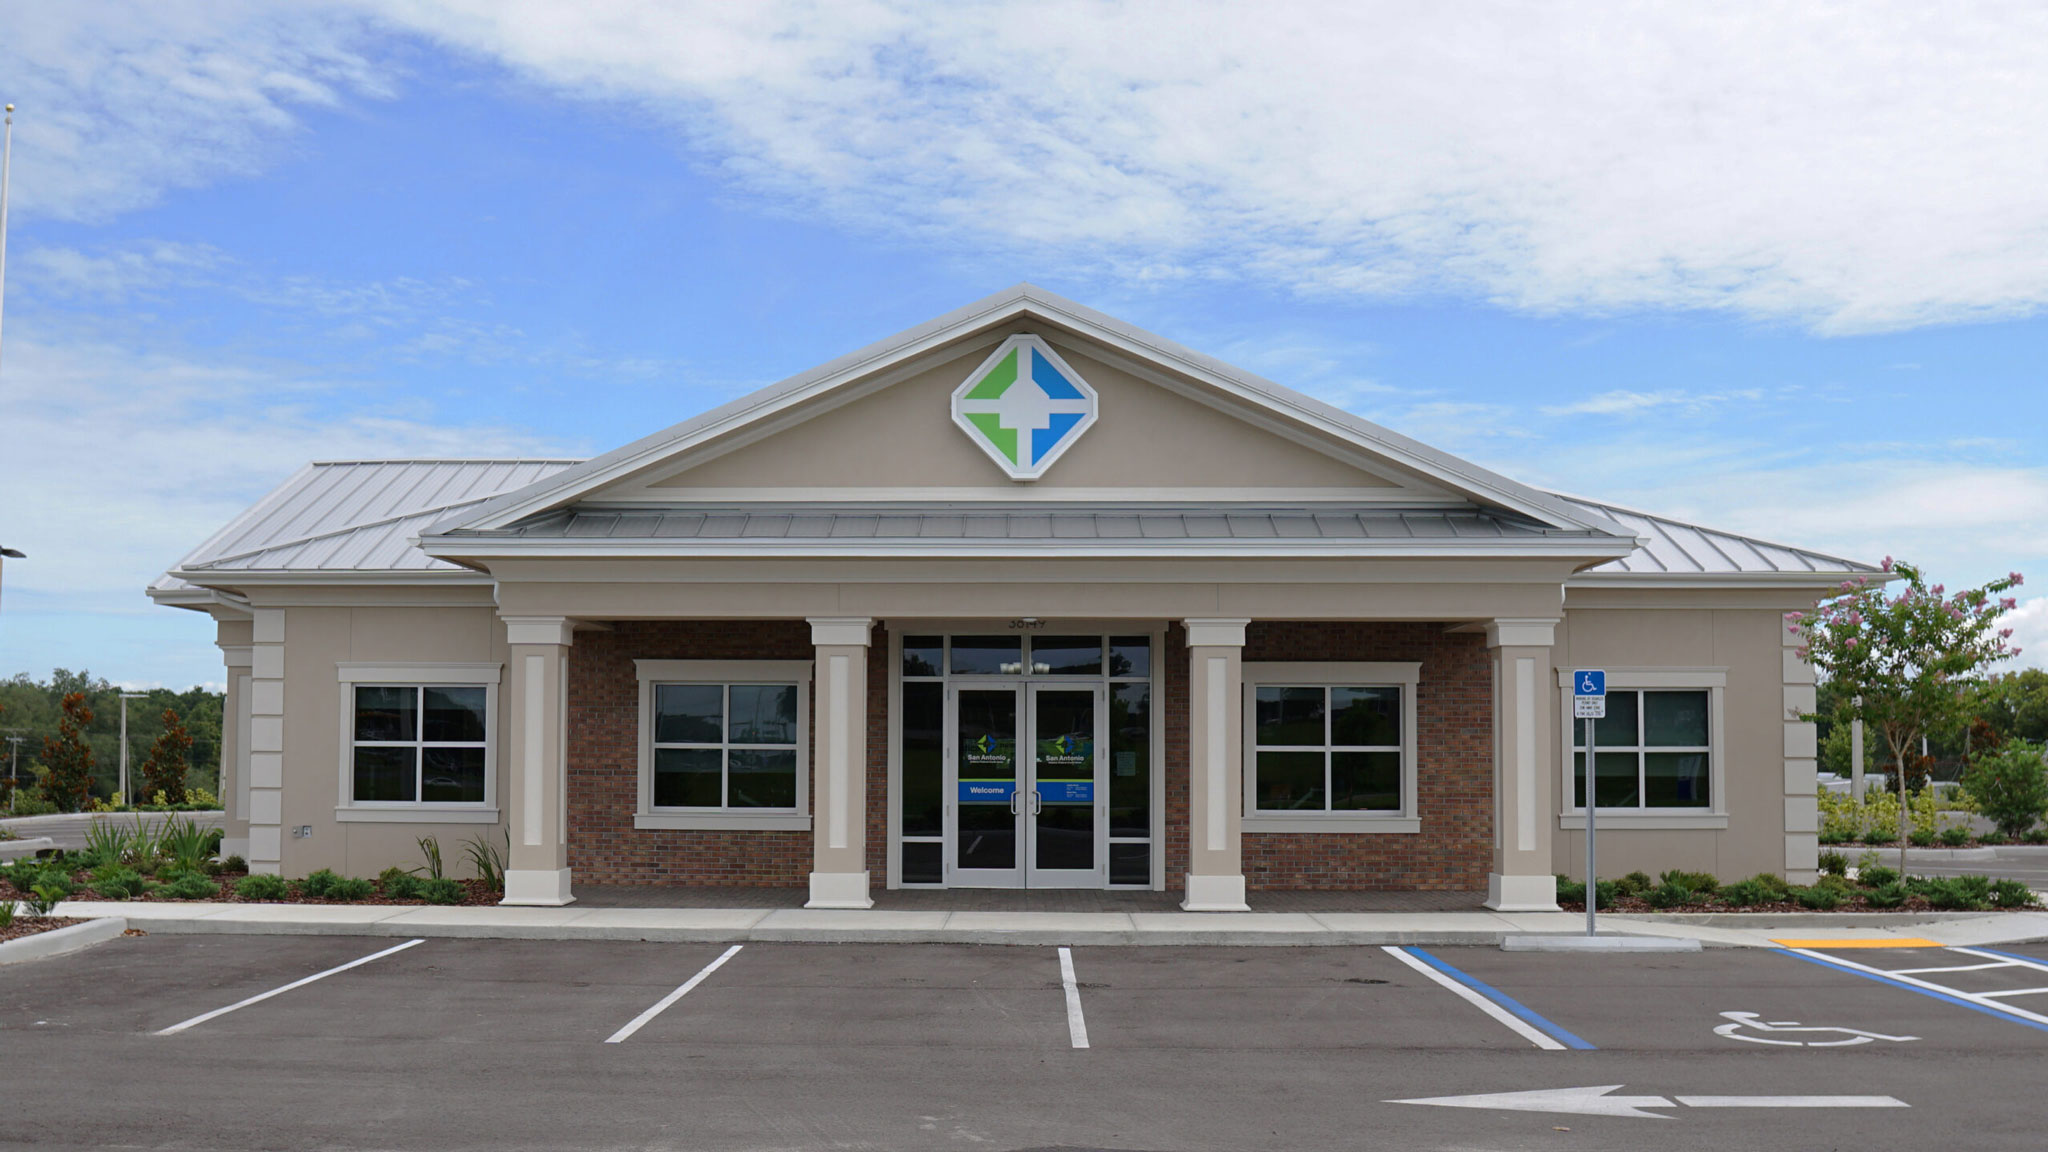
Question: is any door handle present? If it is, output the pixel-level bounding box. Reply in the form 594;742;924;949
1030;789;1042;815
1009;788;1020;815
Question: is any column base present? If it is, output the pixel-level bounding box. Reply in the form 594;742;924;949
502;867;576;906
806;870;874;909
1484;871;1560;912
1181;873;1250;912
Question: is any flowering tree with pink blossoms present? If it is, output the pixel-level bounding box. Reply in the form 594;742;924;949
1790;559;2025;794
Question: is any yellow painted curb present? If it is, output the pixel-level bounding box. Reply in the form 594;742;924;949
1771;938;1944;949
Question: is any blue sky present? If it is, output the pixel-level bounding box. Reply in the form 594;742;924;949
1;3;2044;689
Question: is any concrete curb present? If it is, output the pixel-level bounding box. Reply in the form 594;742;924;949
0;837;57;861
0;916;128;965
1504;935;1702;953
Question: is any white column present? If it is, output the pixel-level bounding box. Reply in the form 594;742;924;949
502;616;575;906
1783;619;1820;883
1183;618;1250;911
245;608;286;876
1484;618;1560;911
806;617;874;909
217;641;253;862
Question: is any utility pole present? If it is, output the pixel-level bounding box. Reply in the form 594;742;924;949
2;730;23;815
118;692;147;808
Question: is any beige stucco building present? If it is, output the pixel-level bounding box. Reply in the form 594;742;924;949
151;286;1863;910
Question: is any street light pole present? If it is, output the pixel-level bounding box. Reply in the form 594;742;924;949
0;102;13;376
119;692;147;808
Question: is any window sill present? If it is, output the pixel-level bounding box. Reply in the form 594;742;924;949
334;806;500;824
1558;812;1728;830
634;812;812;831
1242;815;1420;834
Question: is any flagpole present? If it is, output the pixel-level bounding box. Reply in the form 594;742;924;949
0;103;13;377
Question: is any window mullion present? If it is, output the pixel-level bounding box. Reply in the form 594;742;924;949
415;686;427;803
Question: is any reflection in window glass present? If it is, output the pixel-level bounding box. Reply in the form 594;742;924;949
950;635;1021;675
351;684;490;805
1573;688;1712;809
1255;687;1325;746
353;746;415;802
728;749;798;808
1330;687;1400;747
901;840;942;884
354;686;416;742
654;684;722;743
1644;691;1709;747
1109;683;1150;837
655;747;722;807
900;682;943;836
1031;636;1101;675
729;685;797;744
421;747;485;803
1331;751;1400;810
650;681;802;811
1256;750;1325;810
902;637;944;678
1108;636;1150;678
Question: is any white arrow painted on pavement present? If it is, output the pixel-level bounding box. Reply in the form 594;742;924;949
1388;1085;1908;1119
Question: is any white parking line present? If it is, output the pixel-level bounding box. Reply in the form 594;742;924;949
1974;987;2048;999
1788;947;2048;1030
155;939;426;1036
605;944;744;1044
1058;946;1090;1049
1889;961;2020;975
1381;945;1569;1051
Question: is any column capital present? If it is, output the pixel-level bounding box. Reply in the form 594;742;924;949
1183;618;1251;648
807;617;874;647
502;615;576;647
218;645;254;669
1483;618;1558;648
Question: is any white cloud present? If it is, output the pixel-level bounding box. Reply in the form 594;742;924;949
1543;389;1763;418
0;334;576;611
356;0;2048;332
2005;597;2048;671
14;3;2048;330
0;2;392;222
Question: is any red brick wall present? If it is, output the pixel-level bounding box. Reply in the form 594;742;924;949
567;621;817;886
1165;622;1494;891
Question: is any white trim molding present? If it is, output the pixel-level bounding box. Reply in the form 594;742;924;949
1241;661;1423;832
502;616;576;647
634;658;813;828
807;617;874;647
1184;618;1251;648
335;806;501;824
1484;618;1559;648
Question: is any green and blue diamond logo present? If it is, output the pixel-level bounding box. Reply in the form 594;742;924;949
951;334;1098;481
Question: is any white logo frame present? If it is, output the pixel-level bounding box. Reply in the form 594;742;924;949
950;334;1100;482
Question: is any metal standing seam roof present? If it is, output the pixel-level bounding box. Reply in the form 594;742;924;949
154;459;1877;586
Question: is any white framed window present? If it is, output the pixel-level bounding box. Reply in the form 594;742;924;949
1241;662;1421;833
334;663;502;823
635;659;812;831
1557;668;1728;830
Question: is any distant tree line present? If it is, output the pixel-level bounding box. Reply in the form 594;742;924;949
0;670;223;806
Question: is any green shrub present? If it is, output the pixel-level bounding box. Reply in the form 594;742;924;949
162;873;218;900
2026;828;2048;845
1938;826;1972;847
416;836;445;881
0;901;13;929
158;815;214;875
1659;869;1719;894
1717;878;1775;907
1920;876;1994;911
1863;882;1908;909
1858;865;1901;889
1961;740;2048;838
1908;826;1938;847
1815;873;1858;894
299;869;344;899
1794;885;1845;910
80;820;133;870
1615;871;1655;897
1817;850;1849;876
1645;882;1695;909
1991;879;2039;908
378;868;421;900
1980;829;2008;846
89;864;150;900
418;877;463;905
29;870;74;902
219;855;248;874
1818;789;1864;843
25;882;66;917
462;830;507;893
1743;872;1792;901
3;856;48;893
326;876;374;901
235;874;289;901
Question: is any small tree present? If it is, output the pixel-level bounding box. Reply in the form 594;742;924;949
1962;740;2048;838
139;709;193;805
1792;560;2025;792
41;692;97;813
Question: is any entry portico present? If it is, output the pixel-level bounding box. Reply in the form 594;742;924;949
151;285;1872;911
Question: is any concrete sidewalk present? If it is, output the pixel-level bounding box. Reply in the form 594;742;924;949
25;898;2048;949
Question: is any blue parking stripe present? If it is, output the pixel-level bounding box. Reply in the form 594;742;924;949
1779;949;2048;1035
1400;947;1596;1050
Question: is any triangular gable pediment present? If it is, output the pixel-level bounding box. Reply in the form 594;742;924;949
431;285;1626;534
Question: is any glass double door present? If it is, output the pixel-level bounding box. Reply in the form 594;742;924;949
947;683;1106;888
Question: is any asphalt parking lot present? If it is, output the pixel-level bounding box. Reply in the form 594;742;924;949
7;934;2048;1150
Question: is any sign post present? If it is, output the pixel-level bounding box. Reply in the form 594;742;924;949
1572;670;1607;937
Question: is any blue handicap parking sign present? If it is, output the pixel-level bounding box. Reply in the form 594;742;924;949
1573;669;1606;697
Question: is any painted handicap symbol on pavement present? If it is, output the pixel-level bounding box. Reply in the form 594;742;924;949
1713;1010;1918;1047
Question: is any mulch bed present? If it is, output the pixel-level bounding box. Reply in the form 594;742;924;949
0;917;86;945
1560;894;2012;914
2;874;502;908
